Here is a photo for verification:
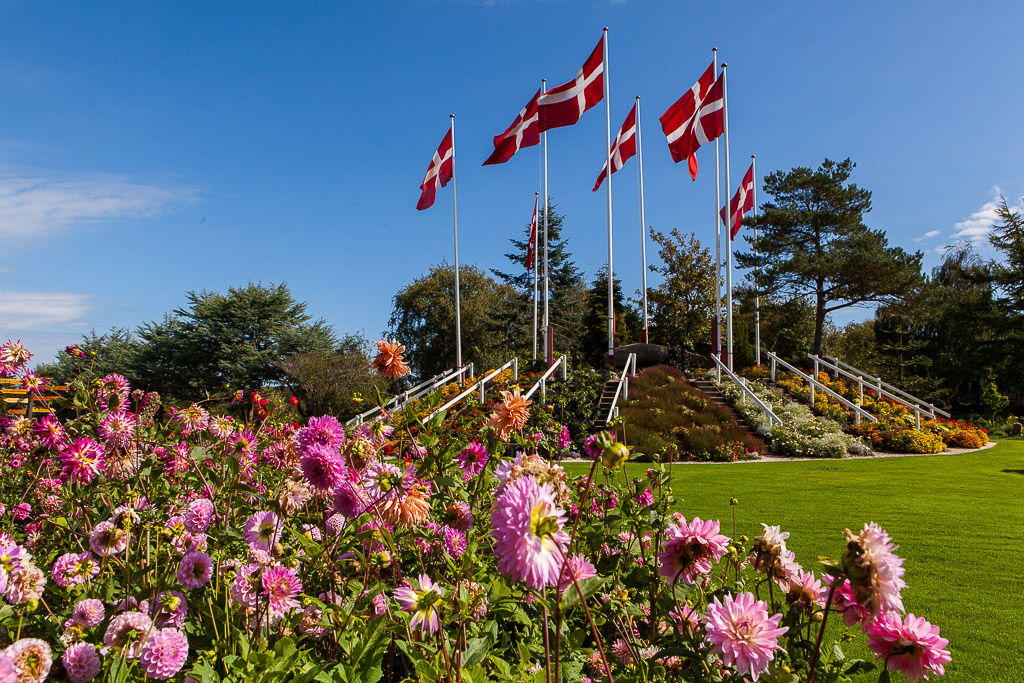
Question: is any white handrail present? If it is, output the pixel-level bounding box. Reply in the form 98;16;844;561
767;351;877;425
346;364;475;426
524;355;568;401
605;353;637;422
821;355;950;420
424;357;518;423
711;354;783;427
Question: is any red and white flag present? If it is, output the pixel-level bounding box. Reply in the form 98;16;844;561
483;89;541;166
537;36;604;133
593;102;637;192
526;194;539;272
416;126;454;211
720;161;755;239
660;64;722;178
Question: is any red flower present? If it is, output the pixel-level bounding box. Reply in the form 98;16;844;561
289;396;299;406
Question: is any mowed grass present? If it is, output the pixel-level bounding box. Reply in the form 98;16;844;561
567;440;1024;681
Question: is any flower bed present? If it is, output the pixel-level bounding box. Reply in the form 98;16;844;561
0;340;953;682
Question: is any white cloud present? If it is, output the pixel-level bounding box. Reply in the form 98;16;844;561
0;290;92;330
951;188;1024;244
0;171;199;243
914;229;940;242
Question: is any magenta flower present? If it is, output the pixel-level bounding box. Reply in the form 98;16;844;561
295;415;346;457
207;416;235;440
150;590;187;628
97;411;137;449
841;522;906;618
31;414;64;451
62;642;101;683
393;574;443;637
456;442;489;480
828;576;870;626
658;516;730;585
184;498;215;533
230;565;262;609
60;438;106;484
243;511;281;552
364;461;414;502
72;598;106;628
332;477;370;518
88;521;128;557
97;373;130;412
865;612;952;682
103;610;153;658
442;527;467;558
556;553;597;595
177;551;214;590
51;552;99;588
491;476;570;590
583;434;602;459
138;628;189;680
173;403;209;435
262;565;302;616
6;638;51;683
703;592;788;681
300;443;346;492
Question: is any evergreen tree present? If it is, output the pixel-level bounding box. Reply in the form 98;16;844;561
580;267;642;367
737;158;923;356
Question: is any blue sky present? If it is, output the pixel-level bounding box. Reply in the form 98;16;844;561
2;0;1023;362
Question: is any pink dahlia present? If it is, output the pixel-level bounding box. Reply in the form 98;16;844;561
32;414;65;451
841;522;906;618
556;553;597;595
97;411;136;449
364;461;413;502
332;476;370;518
262;565;302;616
393;574;443;637
300;443;346;492
60;438;106;484
785;569;826;615
0;651;13;683
207;416;235;440
228;429;258;462
5;638;50;683
6;563;45;604
865;612;952;682
658;516;730;585
490;476;570;590
88;521;128;557
173;403;209;435
72;598;106;628
703;592;788;681
62;642;101;683
184;498;215;533
97;373;130;412
0;341;32;374
243;511;281;552
456;442;489;480
177;551;214;590
103;610;153;658
295;415;346;457
230;565;262;609
138;628;189;680
828;576;870;627
51;552;99;588
150;590;187;628
442;527;467;558
750;524;801;588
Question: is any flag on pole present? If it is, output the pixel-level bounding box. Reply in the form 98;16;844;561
721;160;755;240
526;194;539;272
537;36;604;133
660;67;722;175
483;89;541;166
416;126;454;211
659;61;715;179
593;101;637;191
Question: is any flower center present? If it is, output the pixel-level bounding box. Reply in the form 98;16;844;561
531;505;559;538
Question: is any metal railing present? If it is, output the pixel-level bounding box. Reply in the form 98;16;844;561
767;351;877;425
819;355;951;423
605;353;637;422
424;358;518;423
711;355;783;427
523;355;568;402
346;364;474;426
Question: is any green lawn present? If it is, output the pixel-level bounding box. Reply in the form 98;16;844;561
568;440;1024;682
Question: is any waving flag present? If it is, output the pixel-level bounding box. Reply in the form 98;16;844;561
416;126;453;211
526;194;539;272
537;36;604;133
721;161;755;239
660;65;722;177
593;102;637;192
483;89;541;166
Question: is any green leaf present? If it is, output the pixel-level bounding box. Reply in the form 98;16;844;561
559;576;609;610
648;646;700;662
461;637;491;667
878;668;892;683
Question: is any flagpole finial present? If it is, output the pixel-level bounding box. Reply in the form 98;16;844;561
713;46;718;52
450;113;455;119
603;26;608;31
751;154;755;159
722;62;728;68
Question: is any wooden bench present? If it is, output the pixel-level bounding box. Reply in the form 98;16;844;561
0;377;70;417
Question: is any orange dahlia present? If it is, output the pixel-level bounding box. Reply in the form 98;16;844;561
487;387;532;440
380;483;431;527
371;338;411;380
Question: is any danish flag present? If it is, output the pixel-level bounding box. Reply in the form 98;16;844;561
659;62;721;179
483;89;541;166
593;102;637;192
721;161;755;240
526;193;539;273
537;36;605;133
416;126;453;211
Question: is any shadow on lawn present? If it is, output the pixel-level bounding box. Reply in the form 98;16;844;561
1001;469;1024;475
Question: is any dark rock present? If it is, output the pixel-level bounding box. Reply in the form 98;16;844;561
614;343;669;369
1012;422;1023;437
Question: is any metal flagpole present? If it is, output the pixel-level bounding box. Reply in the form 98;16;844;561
450;114;463;374
752;154;760;366
636;96;649;343
603;27;615;365
713;47;722;364
542;78;552;365
722;64;733;371
532;191;539;361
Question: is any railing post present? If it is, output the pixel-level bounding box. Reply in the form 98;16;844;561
810;378;815;405
859;377;864;406
624;375;629;401
561;356;567;381
813;357;819;381
770;356;776;382
541;377;546;402
914;407;921;430
513;357;519;381
479;379;486;405
716;364;721;384
856;409;861;425
741;378;746;404
468;363;474;380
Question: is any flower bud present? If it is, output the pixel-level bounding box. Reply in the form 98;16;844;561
602;442;629;470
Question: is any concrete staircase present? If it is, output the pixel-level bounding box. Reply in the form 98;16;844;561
688;373;764;445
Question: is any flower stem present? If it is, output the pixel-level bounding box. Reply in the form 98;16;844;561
807;583;837;682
